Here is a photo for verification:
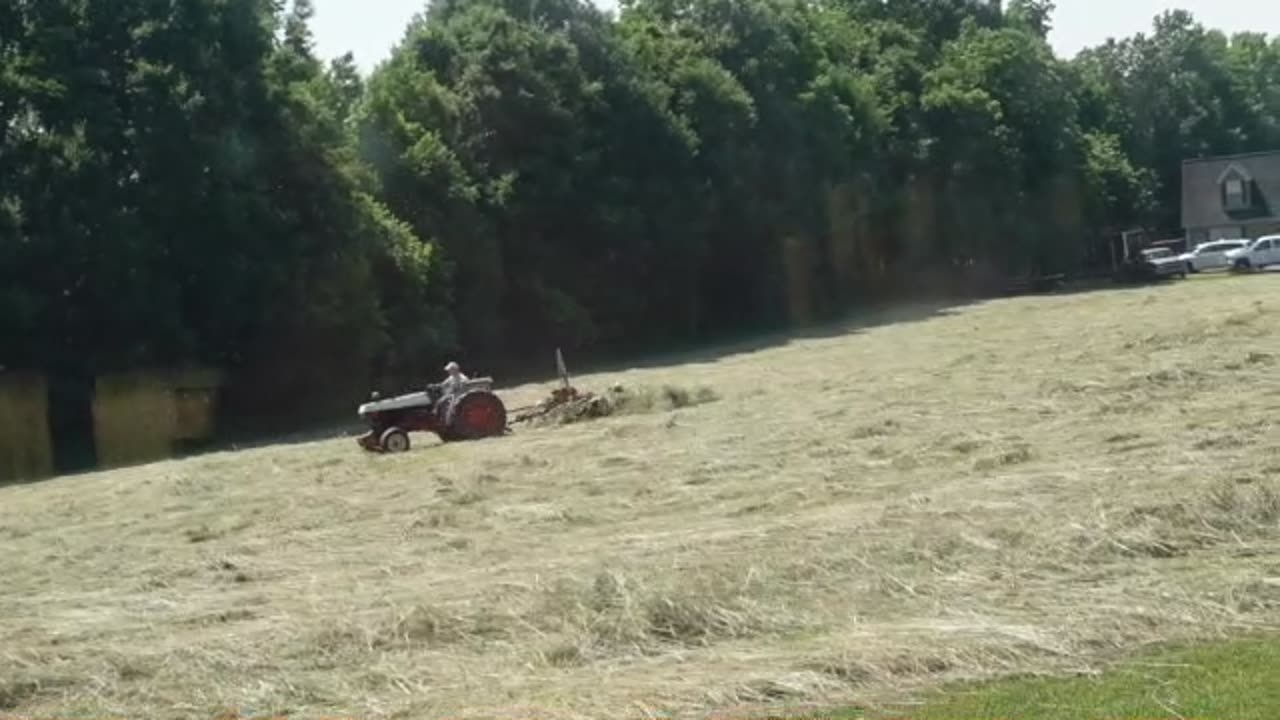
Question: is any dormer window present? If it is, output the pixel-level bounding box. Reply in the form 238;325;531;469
1218;163;1253;211
1225;178;1245;207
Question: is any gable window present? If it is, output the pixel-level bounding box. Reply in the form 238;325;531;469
1218;163;1253;211
1225;178;1247;209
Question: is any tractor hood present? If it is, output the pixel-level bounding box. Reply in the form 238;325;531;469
358;391;435;416
358;378;495;416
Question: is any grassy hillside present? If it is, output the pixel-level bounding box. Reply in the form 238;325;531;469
3;274;1279;720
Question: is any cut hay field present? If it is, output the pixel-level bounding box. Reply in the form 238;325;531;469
3;274;1280;720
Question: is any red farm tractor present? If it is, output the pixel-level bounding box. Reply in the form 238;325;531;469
356;377;508;453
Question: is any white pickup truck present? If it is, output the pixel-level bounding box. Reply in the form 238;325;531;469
1227;235;1280;272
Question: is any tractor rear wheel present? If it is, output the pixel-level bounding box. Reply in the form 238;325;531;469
447;391;507;440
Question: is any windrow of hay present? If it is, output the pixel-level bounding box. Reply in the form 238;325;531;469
1068;478;1280;563
530;564;807;664
293;561;816;670
518;383;719;428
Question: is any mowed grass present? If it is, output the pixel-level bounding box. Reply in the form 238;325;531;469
834;635;1280;719
3;273;1280;720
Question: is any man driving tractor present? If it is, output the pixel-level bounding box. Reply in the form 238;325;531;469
440;361;469;397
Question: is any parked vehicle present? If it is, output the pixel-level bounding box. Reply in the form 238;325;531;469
1227;235;1280;272
1140;248;1187;278
1114;248;1183;284
1178;239;1249;273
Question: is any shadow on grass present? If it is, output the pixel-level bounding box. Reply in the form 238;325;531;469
596;299;977;375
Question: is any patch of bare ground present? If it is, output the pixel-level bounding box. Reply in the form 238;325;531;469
2;274;1279;719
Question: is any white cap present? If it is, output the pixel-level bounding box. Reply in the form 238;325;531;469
444;361;460;372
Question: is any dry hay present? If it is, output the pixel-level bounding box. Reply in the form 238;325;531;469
2;275;1280;719
516;383;719;428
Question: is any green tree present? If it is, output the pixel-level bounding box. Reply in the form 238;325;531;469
4;0;1279;442
922;21;1084;272
1071;11;1259;231
0;0;448;427
360;0;718;358
1006;0;1055;39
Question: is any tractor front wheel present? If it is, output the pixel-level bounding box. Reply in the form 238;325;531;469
380;427;411;453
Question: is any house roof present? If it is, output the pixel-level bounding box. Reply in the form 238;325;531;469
1182;150;1280;230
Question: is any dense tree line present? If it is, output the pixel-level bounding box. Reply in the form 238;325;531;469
2;0;1279;426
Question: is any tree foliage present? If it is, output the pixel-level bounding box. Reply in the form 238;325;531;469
3;0;1278;427
0;0;446;423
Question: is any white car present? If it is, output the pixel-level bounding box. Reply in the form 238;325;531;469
1178;239;1249;273
1226;235;1280;271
